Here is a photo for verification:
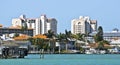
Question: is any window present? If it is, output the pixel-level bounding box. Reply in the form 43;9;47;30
78;22;81;25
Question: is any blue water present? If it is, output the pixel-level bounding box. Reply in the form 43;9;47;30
0;54;120;65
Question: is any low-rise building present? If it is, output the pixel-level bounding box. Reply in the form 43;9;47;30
88;28;120;43
0;26;33;36
0;40;31;58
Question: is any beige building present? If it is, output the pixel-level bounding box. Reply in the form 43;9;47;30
12;15;57;36
71;16;97;34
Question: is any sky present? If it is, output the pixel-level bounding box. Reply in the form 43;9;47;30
0;0;120;33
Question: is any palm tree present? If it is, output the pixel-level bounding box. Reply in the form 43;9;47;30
97;41;104;50
76;33;85;41
64;30;72;52
94;26;104;43
44;30;55;53
97;40;110;50
56;33;66;53
71;33;85;51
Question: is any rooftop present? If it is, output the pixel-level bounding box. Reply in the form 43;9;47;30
89;32;120;37
33;34;47;39
0;24;3;27
14;34;31;41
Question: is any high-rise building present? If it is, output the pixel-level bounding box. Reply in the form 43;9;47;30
12;15;57;36
71;16;97;34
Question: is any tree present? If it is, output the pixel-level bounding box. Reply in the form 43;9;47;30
93;26;110;51
28;35;49;53
45;30;55;38
44;30;56;53
98;26;103;40
21;20;28;34
56;33;66;53
97;40;110;50
64;30;72;51
33;38;45;49
76;33;85;41
28;37;34;45
65;29;72;38
94;26;103;42
36;38;45;49
97;41;104;50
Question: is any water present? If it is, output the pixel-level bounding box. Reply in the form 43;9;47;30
0;54;120;65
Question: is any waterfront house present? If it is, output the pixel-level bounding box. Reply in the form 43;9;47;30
1;40;31;58
0;34;31;58
110;39;120;47
108;39;120;53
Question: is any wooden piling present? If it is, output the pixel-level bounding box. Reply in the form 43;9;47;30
40;49;44;59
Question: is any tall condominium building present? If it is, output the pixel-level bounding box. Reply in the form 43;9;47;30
71;16;97;34
12;15;57;36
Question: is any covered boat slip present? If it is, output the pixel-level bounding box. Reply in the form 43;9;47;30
0;40;30;58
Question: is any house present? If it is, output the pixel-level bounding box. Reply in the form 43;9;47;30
0;40;31;58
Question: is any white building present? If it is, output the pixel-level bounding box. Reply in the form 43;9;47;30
71;16;97;34
12;14;57;36
89;28;120;43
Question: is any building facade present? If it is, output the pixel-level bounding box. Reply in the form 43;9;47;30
0;27;33;36
71;16;97;34
88;28;120;43
12;15;57;36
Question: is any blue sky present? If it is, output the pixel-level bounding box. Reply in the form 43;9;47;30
0;0;120;33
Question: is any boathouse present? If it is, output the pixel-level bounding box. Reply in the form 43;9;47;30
0;40;31;58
